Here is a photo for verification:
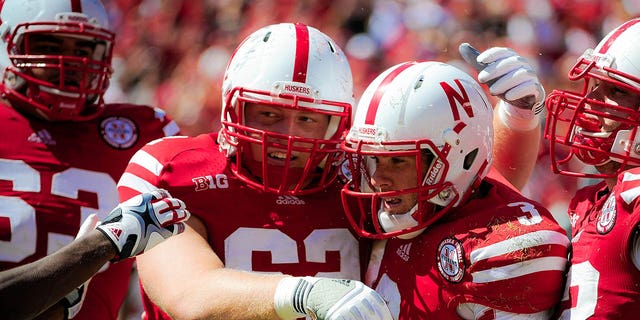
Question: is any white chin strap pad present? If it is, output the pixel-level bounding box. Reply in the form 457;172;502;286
378;205;424;239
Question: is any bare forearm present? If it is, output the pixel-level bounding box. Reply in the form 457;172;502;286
0;230;116;319
492;106;540;190
138;216;285;319
148;268;284;320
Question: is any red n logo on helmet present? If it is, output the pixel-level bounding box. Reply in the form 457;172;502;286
440;79;473;121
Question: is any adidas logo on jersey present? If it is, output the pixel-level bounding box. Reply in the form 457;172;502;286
275;195;306;205
28;130;56;145
396;243;411;262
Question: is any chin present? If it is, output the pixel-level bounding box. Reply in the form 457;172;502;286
384;207;410;216
595;161;621;174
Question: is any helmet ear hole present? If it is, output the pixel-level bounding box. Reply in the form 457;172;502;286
463;148;479;170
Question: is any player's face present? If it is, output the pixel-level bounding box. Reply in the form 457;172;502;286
584;80;640;174
369;155;421;215
584;80;640;131
244;102;330;168
24;33;98;89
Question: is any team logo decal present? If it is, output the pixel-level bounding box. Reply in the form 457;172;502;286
437;237;465;283
338;158;352;183
100;116;139;149
192;174;229;191
596;194;617;234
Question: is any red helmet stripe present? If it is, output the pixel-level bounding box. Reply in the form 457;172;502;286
598;18;640;54
365;62;417;125
293;23;310;83
71;0;82;12
453;122;466;133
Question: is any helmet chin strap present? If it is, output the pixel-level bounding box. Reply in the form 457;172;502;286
574;127;640;167
378;204;425;240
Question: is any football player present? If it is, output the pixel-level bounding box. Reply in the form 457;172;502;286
116;19;548;318
0;190;189;319
341;61;570;319
0;0;179;318
544;18;640;318
117;22;391;320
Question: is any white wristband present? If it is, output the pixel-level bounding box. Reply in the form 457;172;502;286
274;277;316;320
497;100;541;131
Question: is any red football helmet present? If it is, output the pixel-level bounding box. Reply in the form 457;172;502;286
218;23;354;195
341;61;493;239
545;18;640;178
0;0;114;121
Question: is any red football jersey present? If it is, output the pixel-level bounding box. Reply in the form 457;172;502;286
366;175;570;319
117;133;372;320
0;100;178;319
556;169;640;319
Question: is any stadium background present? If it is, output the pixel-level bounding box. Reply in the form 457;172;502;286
99;1;639;318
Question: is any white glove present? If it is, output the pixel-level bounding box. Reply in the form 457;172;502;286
61;214;100;319
274;277;392;320
96;189;190;261
459;43;545;129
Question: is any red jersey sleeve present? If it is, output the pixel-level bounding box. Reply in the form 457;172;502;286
368;179;570;319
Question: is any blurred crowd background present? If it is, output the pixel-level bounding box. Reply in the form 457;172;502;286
100;0;640;318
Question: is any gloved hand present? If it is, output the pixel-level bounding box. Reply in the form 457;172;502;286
96;189;190;262
61;214;100;319
274;276;392;320
459;43;545;116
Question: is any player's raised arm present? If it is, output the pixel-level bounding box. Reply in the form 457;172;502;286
460;44;545;190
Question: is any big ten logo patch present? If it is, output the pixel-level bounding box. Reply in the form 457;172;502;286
192;174;229;191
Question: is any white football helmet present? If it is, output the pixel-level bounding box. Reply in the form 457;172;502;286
0;0;114;121
545;18;640;178
218;23;354;195
341;61;493;239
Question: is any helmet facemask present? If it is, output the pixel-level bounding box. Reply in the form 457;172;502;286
545;49;640;179
341;139;466;240
2;17;114;121
220;86;351;195
340;61;493;240
217;23;355;195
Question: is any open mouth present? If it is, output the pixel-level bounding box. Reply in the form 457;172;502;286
382;197;403;212
64;79;81;87
575;126;612;139
61;74;83;88
47;74;82;88
267;151;297;165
